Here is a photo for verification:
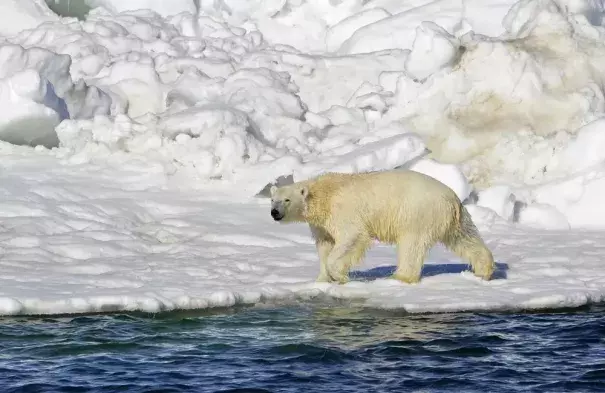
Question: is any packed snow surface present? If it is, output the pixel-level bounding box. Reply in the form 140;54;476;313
0;145;604;316
0;0;58;37
0;0;604;315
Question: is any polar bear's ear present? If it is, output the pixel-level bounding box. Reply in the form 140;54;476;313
300;186;309;199
270;185;277;197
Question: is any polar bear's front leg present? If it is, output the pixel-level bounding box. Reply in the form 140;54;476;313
316;241;334;282
326;233;370;284
310;225;334;282
326;242;352;284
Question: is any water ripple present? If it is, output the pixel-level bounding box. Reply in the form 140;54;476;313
1;304;604;392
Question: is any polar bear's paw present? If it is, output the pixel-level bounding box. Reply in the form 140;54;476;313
391;273;421;284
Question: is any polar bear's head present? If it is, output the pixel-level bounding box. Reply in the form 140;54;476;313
270;183;309;222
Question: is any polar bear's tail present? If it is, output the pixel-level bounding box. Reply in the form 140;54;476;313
443;204;496;281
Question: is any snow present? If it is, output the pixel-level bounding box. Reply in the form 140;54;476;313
1;146;604;316
0;44;110;147
338;2;464;55
559;118;605;173
85;0;196;18
326;8;392;53
408;158;472;202
0;0;58;37
516;203;571;230
527;168;605;229
0;0;604;315
296;132;428;181
404;21;460;82
475;185;518;222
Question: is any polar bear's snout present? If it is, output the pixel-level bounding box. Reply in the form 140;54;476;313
271;203;284;221
271;208;283;220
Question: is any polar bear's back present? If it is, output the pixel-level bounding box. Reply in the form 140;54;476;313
308;170;461;244
312;170;460;203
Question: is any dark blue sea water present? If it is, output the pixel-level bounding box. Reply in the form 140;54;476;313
1;302;604;393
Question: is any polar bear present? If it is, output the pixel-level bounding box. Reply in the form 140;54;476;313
269;170;495;284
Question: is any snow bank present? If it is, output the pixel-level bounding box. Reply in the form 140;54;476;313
326;8;391;53
558;118;605;173
338;1;463;55
0;0;58;37
197;0;519;53
0;44;110;147
516;203;571;230
296;132;427;181
385;0;605;188
4;0;605;229
524;169;605;230
7;8;304;181
198;0;359;53
331;0;605;229
240;50;409;114
404;22;460;82
408;158;471;202
204;0;605;199
3;6;433;186
494;117;605;230
86;0;196;18
462;0;520;37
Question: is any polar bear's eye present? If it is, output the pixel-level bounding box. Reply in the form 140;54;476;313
285;199;290;203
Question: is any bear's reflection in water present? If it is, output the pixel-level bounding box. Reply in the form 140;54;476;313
305;304;458;350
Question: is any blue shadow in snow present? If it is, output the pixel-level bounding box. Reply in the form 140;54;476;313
350;262;509;281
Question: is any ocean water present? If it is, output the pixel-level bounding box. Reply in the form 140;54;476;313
1;301;604;393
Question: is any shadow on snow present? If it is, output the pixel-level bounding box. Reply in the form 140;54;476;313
351;262;509;281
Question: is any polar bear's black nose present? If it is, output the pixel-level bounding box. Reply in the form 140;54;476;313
271;208;279;217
